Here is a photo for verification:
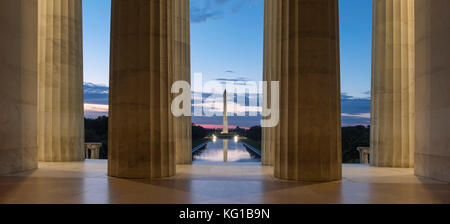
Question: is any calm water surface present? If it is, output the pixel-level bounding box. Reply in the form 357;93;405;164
193;139;261;164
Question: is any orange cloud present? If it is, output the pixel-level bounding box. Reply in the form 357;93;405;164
84;104;109;113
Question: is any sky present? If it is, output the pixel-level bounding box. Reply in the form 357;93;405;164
83;0;373;127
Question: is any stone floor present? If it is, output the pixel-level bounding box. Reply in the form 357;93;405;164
0;160;448;204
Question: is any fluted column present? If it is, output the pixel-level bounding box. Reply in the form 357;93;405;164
261;0;278;166
0;0;38;174
109;0;188;178
37;0;84;162
264;0;342;181
370;0;415;168
415;0;450;182
173;0;192;165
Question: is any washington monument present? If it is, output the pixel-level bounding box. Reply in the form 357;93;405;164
222;90;228;134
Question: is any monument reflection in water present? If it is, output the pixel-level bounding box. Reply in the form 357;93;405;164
193;90;261;164
193;139;261;164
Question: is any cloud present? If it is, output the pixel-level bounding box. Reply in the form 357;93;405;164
341;113;371;119
231;0;248;14
190;0;224;23
215;77;249;82
84;83;109;118
341;93;371;126
192;101;261;115
215;77;253;86
190;0;261;23
192;91;371;127
84;104;108;113
84;104;108;118
362;90;371;96
84;82;109;105
191;89;261;119
215;0;232;5
341;93;371;114
83;82;371;126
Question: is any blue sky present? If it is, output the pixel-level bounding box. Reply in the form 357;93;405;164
190;0;264;84
83;0;373;127
82;0;110;85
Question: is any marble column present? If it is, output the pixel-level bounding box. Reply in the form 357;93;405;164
415;0;450;182
370;0;415;168
173;0;192;165
0;0;38;174
264;0;342;181
261;0;277;166
109;0;190;178
37;0;84;162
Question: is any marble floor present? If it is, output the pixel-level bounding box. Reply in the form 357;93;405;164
0;160;448;204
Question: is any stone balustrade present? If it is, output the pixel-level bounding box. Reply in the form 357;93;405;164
85;143;102;160
357;147;371;165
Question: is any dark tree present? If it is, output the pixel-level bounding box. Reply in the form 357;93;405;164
231;126;246;136
84;116;108;159
341;125;370;163
245;126;262;141
192;124;208;140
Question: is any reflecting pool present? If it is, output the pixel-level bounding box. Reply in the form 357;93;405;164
193;139;261;164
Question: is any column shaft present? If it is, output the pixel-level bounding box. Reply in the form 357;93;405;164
261;0;278;166
414;0;450;182
0;0;38;174
109;0;189;178
371;0;415;168
173;0;192;165
264;0;342;181
37;0;84;162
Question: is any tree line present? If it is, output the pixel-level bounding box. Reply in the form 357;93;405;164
85;117;369;163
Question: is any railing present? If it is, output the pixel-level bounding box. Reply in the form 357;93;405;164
85;143;102;159
242;143;261;156
357;147;370;164
192;142;208;153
